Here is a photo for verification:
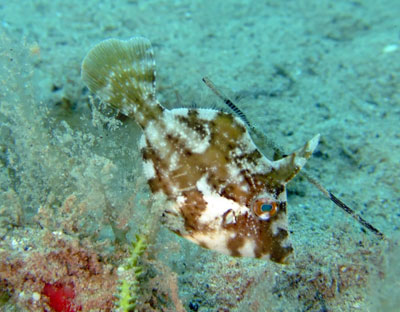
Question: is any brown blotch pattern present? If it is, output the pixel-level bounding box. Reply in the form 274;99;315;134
179;189;208;232
141;109;292;262
177;109;210;140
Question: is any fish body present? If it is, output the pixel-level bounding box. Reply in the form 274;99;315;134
81;37;319;263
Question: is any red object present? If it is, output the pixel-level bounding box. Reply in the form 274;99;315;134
42;283;81;312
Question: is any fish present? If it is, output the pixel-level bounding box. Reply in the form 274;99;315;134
81;37;319;264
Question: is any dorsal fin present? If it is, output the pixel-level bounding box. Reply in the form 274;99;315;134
202;77;283;160
202;77;252;128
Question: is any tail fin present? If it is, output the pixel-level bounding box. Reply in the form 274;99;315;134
81;37;164;127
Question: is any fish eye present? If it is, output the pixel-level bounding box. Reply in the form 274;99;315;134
261;203;273;212
253;198;278;220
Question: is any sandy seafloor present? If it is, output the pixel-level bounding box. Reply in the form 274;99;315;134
0;0;399;311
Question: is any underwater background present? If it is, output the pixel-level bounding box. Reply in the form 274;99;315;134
0;0;399;311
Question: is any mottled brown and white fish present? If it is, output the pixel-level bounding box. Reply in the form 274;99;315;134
81;37;319;264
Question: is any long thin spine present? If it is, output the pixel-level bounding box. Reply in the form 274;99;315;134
202;77;385;240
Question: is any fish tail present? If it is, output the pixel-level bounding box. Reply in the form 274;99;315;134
81;37;163;127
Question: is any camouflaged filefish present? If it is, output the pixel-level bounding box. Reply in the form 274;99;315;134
81;37;319;264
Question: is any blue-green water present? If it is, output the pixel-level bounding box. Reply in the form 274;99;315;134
0;1;399;311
